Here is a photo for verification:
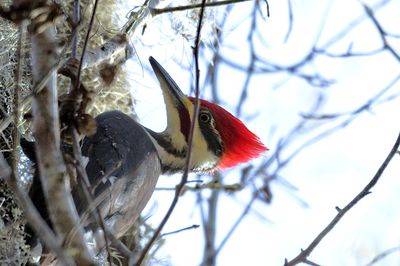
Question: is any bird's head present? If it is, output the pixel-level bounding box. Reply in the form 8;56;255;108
147;57;267;173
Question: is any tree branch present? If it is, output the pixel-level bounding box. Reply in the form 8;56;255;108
284;129;400;266
361;2;400;63
28;2;93;263
200;174;220;266
365;246;400;266
151;0;250;15
134;1;207;264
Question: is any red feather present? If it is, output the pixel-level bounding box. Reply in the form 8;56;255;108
189;98;268;169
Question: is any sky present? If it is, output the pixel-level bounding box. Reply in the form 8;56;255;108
120;0;400;265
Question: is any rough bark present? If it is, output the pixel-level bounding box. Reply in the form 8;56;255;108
29;12;94;265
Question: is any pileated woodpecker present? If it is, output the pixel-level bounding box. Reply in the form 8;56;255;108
24;57;267;253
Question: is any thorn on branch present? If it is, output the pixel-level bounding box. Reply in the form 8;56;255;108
335;206;341;212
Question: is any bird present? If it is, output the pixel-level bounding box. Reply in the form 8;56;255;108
23;56;267;256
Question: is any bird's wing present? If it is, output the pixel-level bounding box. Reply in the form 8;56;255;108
76;111;161;236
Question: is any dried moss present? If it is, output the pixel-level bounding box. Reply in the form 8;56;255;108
0;180;31;265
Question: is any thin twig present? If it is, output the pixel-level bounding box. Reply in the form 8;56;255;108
236;2;257;116
302;74;400;120
134;1;207;265
151;0;250;15
361;2;400;63
71;0;80;58
284;0;293;42
203;5;233;104
161;224;200;237
69;127;113;265
67;2;114;261
75;0;99;89
122;0;151;35
365;246;400;266
200;174;220;266
284;129;400;266
320;0;390;49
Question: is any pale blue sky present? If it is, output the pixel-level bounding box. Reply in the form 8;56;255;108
123;0;400;265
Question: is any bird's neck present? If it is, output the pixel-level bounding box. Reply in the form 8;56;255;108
144;128;219;174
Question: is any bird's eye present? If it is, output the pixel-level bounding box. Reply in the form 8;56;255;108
199;112;211;123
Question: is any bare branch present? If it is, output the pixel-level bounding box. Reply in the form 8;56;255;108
200;174;220;266
320;0;391;49
284;129;400;265
203;4;233;104
122;0;152;35
365;246;400;266
134;1;207;264
301;74;400;120
71;0;80;58
361;2;400;62
75;0;99;89
314;46;384;58
284;0;293;42
151;0;251;15
236;2;258;116
27;2;93;263
161;224;200;237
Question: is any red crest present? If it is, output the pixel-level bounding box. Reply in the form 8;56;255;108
189;98;268;169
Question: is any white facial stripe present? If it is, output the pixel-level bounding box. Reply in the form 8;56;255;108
147;126;218;172
191;122;219;170
164;95;187;150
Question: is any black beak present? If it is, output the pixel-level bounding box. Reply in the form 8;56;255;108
149;57;193;140
149;56;191;110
